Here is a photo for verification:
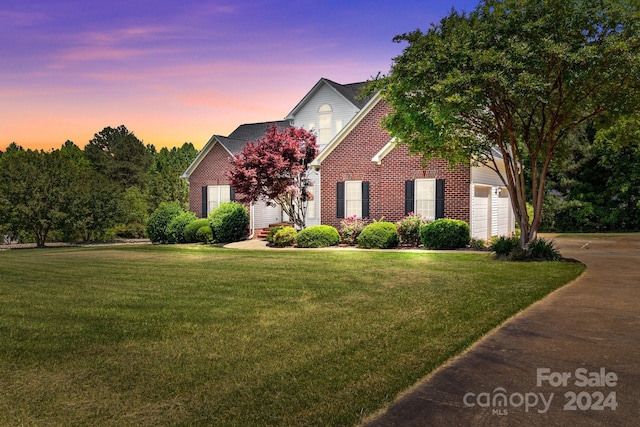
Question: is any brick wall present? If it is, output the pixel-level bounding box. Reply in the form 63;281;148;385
188;142;234;217
320;99;471;228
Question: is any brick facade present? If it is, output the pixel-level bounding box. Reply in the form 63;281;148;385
187;142;233;217
319;99;471;228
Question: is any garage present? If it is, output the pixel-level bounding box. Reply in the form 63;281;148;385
471;185;491;240
495;187;512;236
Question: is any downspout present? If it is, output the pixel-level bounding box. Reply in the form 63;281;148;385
247;201;255;239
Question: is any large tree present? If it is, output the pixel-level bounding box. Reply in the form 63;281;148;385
147;142;198;209
0;147;77;247
370;0;640;247
544;116;640;232
84;125;153;189
227;125;318;229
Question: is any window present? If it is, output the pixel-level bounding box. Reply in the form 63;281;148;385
318;104;332;147
337;181;369;219
405;179;444;220
345;181;362;218
415;179;436;220
206;185;231;216
306;179;316;220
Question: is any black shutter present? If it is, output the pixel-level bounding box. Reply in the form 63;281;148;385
362;181;370;219
201;186;208;218
405;180;415;215
435;179;445;219
230;186;235;202
336;182;345;219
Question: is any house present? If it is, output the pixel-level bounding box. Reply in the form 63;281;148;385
181;120;291;230
181;78;375;230
285;78;376;226
310;93;514;240
182;77;514;240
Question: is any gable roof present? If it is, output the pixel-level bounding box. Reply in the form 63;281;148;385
310;92;383;168
181;120;290;180
285;78;375;120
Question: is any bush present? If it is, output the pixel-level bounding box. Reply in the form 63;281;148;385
147;202;185;243
266;225;286;244
527;238;562;261
338;215;368;245
469;238;487;250
420;218;470;250
490;236;519;258
184;219;211;243
396;213;428;247
271;226;297;247
106;223;147;239
208;202;249;243
357;222;399;249
166;211;198;244
489;237;561;261
195;225;213;244
296;225;340;248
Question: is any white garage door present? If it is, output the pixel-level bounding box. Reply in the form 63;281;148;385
496;188;511;237
472;185;491;240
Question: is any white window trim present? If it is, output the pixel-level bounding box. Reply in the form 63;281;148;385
207;185;231;215
318;104;332;147
415;179;436;221
345;180;362;218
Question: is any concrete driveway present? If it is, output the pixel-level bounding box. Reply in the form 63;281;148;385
364;234;640;426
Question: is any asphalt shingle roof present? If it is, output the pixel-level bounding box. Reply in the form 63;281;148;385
216;120;291;155
323;79;374;109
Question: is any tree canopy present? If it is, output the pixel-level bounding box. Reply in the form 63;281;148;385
1;128;198;246
370;0;640;246
84;125;154;189
227;125;318;229
0;147;77;247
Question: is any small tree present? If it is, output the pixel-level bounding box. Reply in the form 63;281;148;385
227;125;318;229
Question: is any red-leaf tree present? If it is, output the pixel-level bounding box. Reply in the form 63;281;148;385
227;125;318;229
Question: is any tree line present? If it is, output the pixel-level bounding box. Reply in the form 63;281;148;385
0;125;198;247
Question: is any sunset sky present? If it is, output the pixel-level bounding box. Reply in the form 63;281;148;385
1;0;478;151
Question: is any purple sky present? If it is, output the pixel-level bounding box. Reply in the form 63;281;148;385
1;0;478;151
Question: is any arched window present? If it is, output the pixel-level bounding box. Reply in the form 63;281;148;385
318;104;332;147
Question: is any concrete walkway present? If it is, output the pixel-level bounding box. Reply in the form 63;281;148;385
363;234;640;426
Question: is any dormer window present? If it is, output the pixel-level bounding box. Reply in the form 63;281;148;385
318;104;332;148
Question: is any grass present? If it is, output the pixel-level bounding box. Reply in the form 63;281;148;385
0;245;584;426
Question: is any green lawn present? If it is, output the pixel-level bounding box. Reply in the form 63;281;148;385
0;245;584;426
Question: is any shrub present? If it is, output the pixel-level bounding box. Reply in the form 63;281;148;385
195;225;213;244
420;218;470;250
469;237;487;250
395;213;428;247
357;222;399;249
338;215;368;245
184;219;211;243
208;202;249;243
490;236;519;258
266;225;286;245
296;225;340;248
147;202;185;243
166;211;198;244
106;223;147;239
271;226;297;247
527;238;562;261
